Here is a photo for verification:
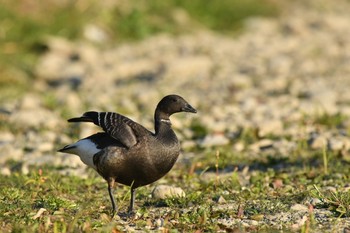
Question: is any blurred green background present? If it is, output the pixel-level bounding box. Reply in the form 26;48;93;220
0;0;279;103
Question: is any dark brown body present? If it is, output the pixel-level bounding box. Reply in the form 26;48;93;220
58;94;196;215
94;131;180;188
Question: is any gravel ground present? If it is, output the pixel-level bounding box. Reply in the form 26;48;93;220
1;0;350;231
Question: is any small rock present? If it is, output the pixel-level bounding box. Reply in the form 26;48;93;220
325;186;337;193
248;219;259;226
181;140;196;149
257;120;283;137
0;132;15;144
272;179;283;189
328;137;345;151
199;133;230;147
233;142;245;152
152;185;185;199
10;109;60;130
0;144;23;163
155;218;164;228
292;215;308;230
84;24;109;43
21;164;29;175
37;142;54;152
308;134;327;149
32;208;47;220
309;198;322;206
249;139;274;152
20;94;42;110
291;204;308;211
216;195;226;204
345;185;350;192
1;166;11;176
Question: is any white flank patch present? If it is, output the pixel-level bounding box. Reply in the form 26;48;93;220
64;139;101;169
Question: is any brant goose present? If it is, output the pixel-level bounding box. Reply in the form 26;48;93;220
58;94;196;215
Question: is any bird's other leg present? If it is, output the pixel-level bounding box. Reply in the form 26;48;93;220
107;177;116;217
128;186;136;214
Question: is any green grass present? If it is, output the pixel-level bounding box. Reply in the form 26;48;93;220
110;0;279;40
2;142;350;232
312;185;350;218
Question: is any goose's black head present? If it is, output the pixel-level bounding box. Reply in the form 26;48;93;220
156;95;197;117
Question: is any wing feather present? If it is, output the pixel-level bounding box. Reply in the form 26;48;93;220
68;111;149;148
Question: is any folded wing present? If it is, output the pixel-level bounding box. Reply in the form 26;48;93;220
68;111;147;148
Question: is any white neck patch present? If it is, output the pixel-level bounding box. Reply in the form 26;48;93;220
160;119;171;125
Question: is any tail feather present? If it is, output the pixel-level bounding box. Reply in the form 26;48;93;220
67;117;94;123
68;111;98;123
57;139;100;169
57;144;76;153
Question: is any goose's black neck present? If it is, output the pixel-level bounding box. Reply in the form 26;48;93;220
154;110;179;146
154;109;171;135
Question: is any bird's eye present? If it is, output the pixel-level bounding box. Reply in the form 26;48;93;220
172;98;177;102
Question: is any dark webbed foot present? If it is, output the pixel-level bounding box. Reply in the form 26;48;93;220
118;188;136;219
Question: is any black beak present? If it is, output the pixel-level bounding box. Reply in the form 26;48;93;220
182;103;197;113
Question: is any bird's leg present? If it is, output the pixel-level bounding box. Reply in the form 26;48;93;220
107;178;116;217
128;187;136;214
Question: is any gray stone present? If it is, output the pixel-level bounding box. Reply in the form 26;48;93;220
37;142;54;152
309;135;328;150
199;134;230;147
152;185;185;199
1;166;11;176
83;24;109;43
0;144;23;163
308;198;322;206
10;109;60;130
0;132;15;144
291;204;308;211
249;139;274;152
216;195;226;204
257;120;283;137
328;137;350;151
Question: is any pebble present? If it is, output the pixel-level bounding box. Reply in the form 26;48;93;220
216;195;226;204
292;216;308;230
249;139;274;152
324;186;337;193
328;137;348;151
308;135;327;150
233;142;245;152
1;166;11;176
0;132;15;143
290;204;309;211
0;144;23;163
308;198;322;206
199;134;230;147
37;142;54;152
155;218;164;228
152;185;186;199
9;109;60;130
257;120;283;137
181;140;196;150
